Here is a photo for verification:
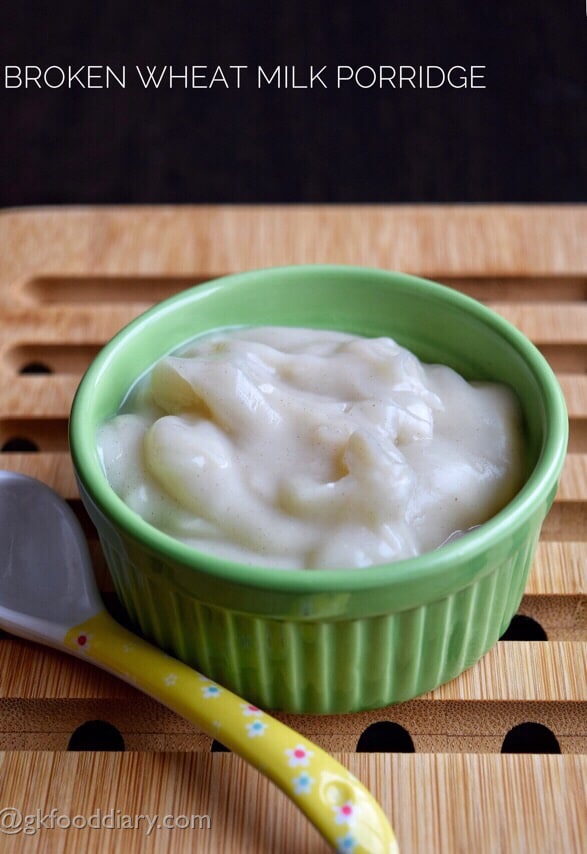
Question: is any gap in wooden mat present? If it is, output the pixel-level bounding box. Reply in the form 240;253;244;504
2;700;585;753
568;419;587;454
500;614;548;641
21;274;587;304
501;722;561;754
67;720;125;751
537;345;587;374
517;597;587;641
356;721;415;752
7;343;103;375
0;418;68;452
438;275;587;302
25;275;219;304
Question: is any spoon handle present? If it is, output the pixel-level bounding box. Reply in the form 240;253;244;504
64;609;397;854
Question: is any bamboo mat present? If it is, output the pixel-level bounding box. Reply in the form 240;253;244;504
0;205;585;852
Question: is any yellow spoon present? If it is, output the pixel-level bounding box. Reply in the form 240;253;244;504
0;472;398;853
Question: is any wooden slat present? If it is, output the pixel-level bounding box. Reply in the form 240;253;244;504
2;639;585;703
557;455;587;501
529;542;587;595
1;206;586;281
0;454;77;498
0;751;585;853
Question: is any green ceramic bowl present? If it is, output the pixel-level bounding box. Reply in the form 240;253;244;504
70;266;568;713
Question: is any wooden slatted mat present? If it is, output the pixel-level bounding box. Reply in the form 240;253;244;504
0;206;585;852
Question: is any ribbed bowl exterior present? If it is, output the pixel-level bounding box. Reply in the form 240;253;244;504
90;498;542;714
70;268;568;715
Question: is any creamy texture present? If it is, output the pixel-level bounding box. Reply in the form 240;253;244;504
97;327;525;569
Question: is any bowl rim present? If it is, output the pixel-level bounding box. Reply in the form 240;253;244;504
69;264;569;596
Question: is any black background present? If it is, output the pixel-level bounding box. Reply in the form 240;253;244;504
1;0;586;206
